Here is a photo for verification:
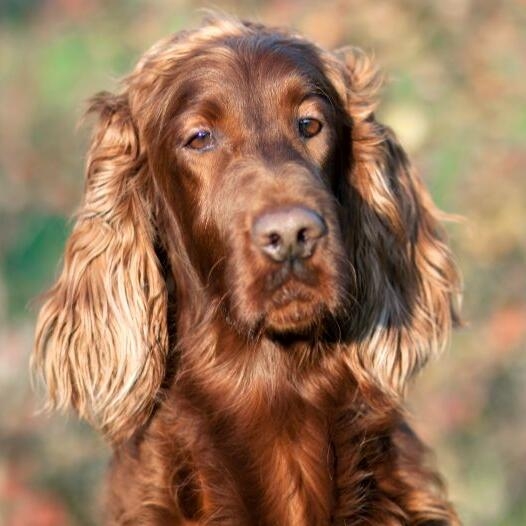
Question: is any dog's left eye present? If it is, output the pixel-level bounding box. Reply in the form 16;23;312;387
298;117;322;139
186;130;214;151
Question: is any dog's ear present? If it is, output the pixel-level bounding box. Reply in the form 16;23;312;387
333;48;461;394
33;92;168;443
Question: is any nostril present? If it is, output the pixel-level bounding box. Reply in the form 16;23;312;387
268;232;281;247
297;228;308;244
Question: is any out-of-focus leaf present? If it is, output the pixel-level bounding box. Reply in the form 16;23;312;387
2;212;69;319
36;33;92;108
0;0;40;25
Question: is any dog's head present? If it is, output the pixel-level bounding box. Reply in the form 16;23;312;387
134;24;350;338
34;16;460;442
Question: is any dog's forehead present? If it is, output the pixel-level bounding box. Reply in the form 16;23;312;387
174;34;334;107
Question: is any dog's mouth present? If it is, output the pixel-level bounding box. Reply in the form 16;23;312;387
260;270;332;334
224;260;337;339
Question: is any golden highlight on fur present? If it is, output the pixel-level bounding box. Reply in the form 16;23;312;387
33;14;461;525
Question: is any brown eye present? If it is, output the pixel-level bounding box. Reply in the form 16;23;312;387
298;117;322;139
186;130;214;151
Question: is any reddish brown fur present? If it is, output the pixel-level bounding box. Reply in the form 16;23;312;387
33;15;461;525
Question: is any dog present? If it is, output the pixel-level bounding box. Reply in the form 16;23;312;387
34;14;461;525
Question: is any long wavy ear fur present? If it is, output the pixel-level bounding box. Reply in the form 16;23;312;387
335;48;461;394
33;92;168;443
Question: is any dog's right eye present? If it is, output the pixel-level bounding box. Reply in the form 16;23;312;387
298;117;322;139
186;130;214;151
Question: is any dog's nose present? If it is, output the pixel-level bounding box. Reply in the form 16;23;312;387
251;206;327;262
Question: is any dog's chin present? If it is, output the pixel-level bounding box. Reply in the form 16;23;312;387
226;276;343;342
262;297;329;339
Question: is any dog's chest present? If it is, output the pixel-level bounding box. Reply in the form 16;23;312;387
255;433;334;525
190;410;335;525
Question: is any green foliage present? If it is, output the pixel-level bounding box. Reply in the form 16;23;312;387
0;0;40;24
2;212;69;318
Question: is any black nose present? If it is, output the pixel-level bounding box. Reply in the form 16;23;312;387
251;206;328;262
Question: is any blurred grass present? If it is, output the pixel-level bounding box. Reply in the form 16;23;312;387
2;212;68;318
1;1;525;524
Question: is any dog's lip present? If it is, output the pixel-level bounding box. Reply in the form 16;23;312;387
271;293;311;311
264;286;321;327
265;262;318;293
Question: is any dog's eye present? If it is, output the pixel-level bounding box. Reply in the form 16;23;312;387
186;130;214;151
298;117;322;139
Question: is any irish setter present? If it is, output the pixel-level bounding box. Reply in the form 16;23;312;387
34;15;461;525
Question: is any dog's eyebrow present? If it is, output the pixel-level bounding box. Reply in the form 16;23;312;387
278;74;332;107
169;81;225;123
183;98;224;121
290;74;337;110
301;91;331;105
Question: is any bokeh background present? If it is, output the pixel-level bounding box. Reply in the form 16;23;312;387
1;0;525;524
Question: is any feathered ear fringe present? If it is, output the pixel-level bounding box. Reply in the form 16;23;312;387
33;92;168;443
333;48;461;394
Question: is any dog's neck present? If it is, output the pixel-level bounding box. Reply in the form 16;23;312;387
166;313;360;523
176;307;349;402
120;308;407;524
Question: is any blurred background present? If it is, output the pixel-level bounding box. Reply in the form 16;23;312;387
1;0;525;524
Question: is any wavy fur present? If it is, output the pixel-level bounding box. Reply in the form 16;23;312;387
33;14;461;525
34;93;168;442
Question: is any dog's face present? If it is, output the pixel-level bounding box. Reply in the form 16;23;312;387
148;37;348;335
34;17;460;442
